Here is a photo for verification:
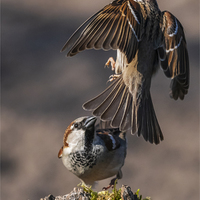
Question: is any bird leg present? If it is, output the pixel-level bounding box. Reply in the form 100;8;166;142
105;57;121;82
105;57;116;71
102;177;118;190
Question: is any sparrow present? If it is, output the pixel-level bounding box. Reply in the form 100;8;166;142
61;0;189;144
58;116;127;190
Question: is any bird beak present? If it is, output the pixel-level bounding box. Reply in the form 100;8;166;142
58;146;63;158
84;116;97;129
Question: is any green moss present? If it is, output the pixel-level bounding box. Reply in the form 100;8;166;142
80;183;151;200
80;180;121;200
135;189;151;200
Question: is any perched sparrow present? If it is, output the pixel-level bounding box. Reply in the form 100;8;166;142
58;116;127;189
61;0;189;144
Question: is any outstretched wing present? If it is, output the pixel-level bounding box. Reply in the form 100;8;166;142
157;11;189;100
61;0;145;63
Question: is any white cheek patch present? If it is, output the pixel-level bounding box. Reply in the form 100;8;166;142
70;124;74;130
65;129;85;152
63;146;72;155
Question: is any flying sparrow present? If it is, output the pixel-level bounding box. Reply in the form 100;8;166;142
61;0;189;144
58;116;127;189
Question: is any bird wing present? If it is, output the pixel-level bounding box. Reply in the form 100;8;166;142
96;119;114;130
61;0;145;63
96;129;121;151
157;11;189;100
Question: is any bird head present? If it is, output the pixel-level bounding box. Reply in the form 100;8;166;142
58;116;97;158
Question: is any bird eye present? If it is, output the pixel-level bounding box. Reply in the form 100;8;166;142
74;123;79;128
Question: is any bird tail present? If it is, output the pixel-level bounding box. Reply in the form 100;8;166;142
83;76;164;144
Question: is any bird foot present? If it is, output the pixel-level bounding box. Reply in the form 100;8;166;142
102;178;118;190
108;74;121;82
105;57;116;71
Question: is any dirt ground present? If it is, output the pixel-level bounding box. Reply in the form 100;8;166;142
1;0;199;199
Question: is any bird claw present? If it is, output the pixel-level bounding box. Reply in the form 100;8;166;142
105;57;116;71
102;178;118;190
108;74;121;82
105;57;121;82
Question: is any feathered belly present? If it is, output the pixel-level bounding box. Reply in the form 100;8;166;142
79;148;125;184
115;50;128;74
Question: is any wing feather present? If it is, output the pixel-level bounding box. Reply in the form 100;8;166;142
62;0;145;63
157;11;189;100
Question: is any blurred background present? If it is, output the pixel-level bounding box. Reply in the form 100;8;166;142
1;0;199;199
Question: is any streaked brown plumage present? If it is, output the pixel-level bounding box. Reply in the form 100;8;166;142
61;0;189;144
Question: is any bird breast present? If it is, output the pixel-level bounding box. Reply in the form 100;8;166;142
115;49;128;74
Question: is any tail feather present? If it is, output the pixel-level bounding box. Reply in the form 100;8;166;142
120;93;132;132
93;78;124;116
83;77;121;111
83;77;164;144
111;87;129;128
100;80;126;121
137;93;164;144
146;96;153;143
131;99;137;134
147;94;163;144
137;97;147;138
